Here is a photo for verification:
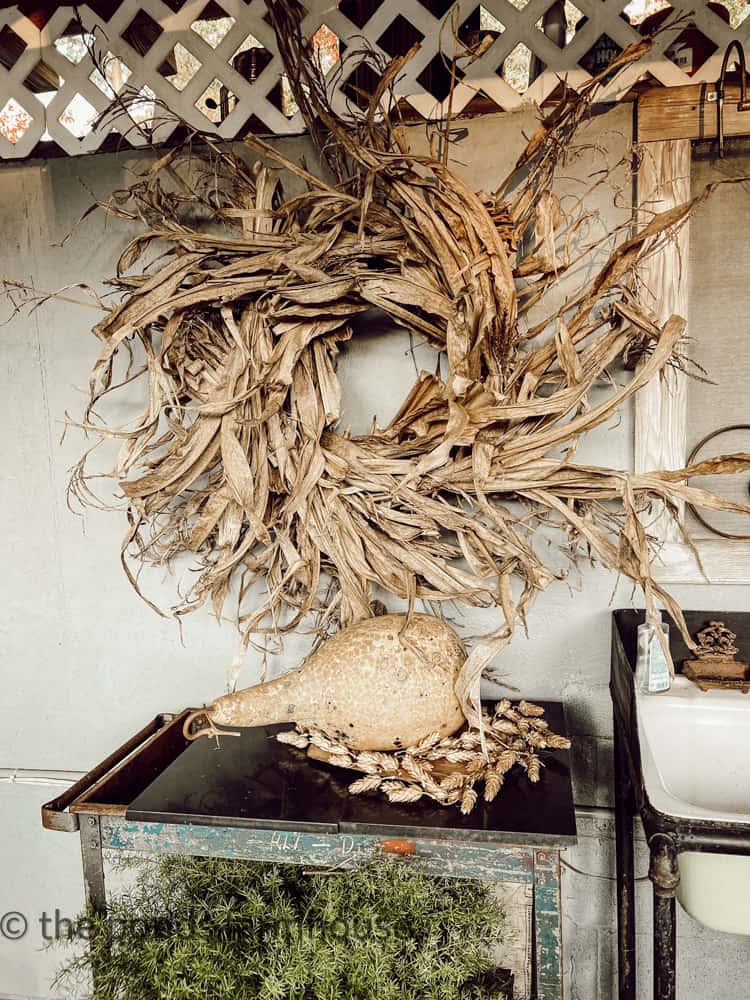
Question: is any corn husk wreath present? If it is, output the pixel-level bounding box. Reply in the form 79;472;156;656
67;4;750;811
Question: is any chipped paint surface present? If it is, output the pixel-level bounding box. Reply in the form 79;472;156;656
94;816;563;988
100;815;541;882
533;849;563;1000
96;817;563;991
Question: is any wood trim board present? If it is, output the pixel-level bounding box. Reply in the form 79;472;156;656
633;134;750;584
638;83;750;143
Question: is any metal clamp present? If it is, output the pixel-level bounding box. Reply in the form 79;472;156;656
648;833;680;899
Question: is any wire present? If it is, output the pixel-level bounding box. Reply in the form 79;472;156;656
561;856;650;882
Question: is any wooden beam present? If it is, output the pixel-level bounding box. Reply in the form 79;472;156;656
638;83;750;143
634;139;690;545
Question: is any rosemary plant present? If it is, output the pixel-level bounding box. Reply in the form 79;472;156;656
57;855;508;999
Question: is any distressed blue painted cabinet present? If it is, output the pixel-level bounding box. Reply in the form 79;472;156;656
44;707;576;999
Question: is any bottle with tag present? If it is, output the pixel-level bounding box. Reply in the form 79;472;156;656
635;611;672;694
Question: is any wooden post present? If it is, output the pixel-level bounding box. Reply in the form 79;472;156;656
634;138;691;543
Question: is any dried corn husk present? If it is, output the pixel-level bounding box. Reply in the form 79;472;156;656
66;8;750;733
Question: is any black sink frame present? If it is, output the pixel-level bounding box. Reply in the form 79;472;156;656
611;609;750;1000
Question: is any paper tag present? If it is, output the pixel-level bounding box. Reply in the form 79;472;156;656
648;633;671;692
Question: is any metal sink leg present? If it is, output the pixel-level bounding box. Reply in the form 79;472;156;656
649;834;679;1000
614;717;636;1000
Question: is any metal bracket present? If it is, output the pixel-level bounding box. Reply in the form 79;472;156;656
80;815;107;915
648;834;680;899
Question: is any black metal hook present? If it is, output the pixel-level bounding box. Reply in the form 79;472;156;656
686;424;750;539
716;40;750;158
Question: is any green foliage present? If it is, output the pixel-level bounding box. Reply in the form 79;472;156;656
58;855;508;1000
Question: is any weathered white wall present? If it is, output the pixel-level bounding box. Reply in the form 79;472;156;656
685;148;750;538
1;107;748;998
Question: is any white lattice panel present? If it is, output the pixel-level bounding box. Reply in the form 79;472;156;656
0;1;748;157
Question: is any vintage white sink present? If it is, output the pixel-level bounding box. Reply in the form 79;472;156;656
636;676;750;935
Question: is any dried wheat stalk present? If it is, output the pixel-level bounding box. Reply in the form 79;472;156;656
279;699;570;814
66;8;750;730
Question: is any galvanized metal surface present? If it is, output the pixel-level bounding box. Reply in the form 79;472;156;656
79;815;106;915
